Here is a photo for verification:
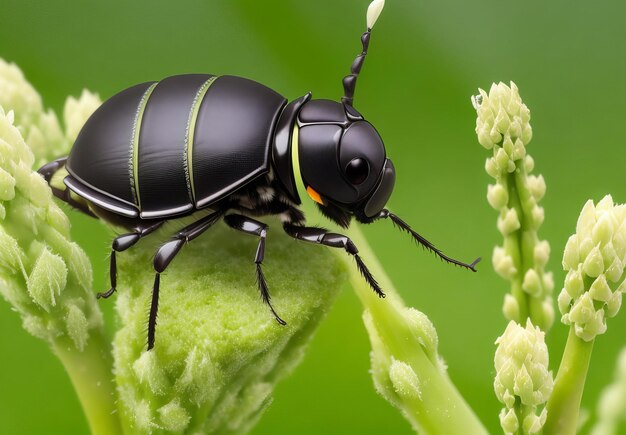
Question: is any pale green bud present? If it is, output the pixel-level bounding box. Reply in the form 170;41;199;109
0;101;102;352
527;175;546;201
157;401;191;433
593;213;615;246
531;205;545;229
560;196;626;339
498;208;521;236
63;89;101;143
389;359;421;400
485;157;499;178
522;269;542;296
503;294;520;321
583;246;605;278
487;183;509;210
493;246;517;279
494;320;553;434
534;240;550;267
523;409;547;434
588;274;612;303
500;408;519;434
0;59;67;165
606;291;622;318
564;267;584;298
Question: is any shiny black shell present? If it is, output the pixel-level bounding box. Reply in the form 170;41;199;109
65;74;287;218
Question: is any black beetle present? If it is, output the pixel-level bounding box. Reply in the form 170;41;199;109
38;0;479;350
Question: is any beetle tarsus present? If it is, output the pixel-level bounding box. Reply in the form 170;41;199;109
147;273;160;351
224;214;287;326
379;209;480;272
354;253;385;298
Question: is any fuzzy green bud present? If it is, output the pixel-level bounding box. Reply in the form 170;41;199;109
559;196;626;341
473;82;553;330
0;106;100;347
494;320;553;435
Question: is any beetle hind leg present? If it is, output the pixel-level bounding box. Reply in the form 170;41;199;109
224;214;286;326
96;220;165;299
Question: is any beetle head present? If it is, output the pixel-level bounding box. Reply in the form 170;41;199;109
296;99;394;227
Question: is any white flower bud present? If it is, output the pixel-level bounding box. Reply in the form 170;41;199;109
582;246;604;278
592;213;615;246
527;175;546;201
498;208;521;236
522;269;542;296
564;267;584;299
533;241;550;267
503;294;520;321
485;157;499;178
588;274;612;303
487;183;509;210
494;320;553;435
493;246;517;279
562;235;580;269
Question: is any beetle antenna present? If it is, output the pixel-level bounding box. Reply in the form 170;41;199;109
341;0;385;106
378;209;481;272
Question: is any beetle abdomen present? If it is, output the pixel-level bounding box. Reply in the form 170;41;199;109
66;74;287;218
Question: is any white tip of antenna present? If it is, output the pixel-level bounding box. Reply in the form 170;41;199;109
366;0;385;30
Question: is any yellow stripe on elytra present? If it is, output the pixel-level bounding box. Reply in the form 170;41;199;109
130;82;158;208
185;76;218;203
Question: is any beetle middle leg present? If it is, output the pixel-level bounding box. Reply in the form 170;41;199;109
283;224;384;298
223;214;286;326
96;220;165;299
147;210;223;350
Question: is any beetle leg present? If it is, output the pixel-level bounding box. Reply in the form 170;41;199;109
283;224;384;298
147;210;223;350
224;214;286;326
37;157;98;218
96;220;165;299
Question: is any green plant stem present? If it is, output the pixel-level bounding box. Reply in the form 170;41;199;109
346;226;488;434
53;332;121;435
544;327;594;435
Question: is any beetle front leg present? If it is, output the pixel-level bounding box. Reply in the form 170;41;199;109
283;223;384;298
96;220;164;299
224;214;286;326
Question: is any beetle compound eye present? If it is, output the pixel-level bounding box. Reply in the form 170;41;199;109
345;158;369;185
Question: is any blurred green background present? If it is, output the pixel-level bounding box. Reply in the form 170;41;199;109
2;0;626;433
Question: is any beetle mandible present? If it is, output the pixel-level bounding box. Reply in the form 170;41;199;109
38;0;480;350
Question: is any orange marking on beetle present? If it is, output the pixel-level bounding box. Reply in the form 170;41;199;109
306;186;324;205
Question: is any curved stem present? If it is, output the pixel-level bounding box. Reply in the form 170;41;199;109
346;226;488;434
54;332;121;435
543;327;594;435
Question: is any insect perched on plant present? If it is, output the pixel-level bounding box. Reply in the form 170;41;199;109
38;0;479;350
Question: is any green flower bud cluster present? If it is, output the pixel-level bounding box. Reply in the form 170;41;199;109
473;81;554;330
0;59;100;164
590;347;626;435
494;320;554;435
112;222;346;433
0;105;100;350
559;195;626;341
